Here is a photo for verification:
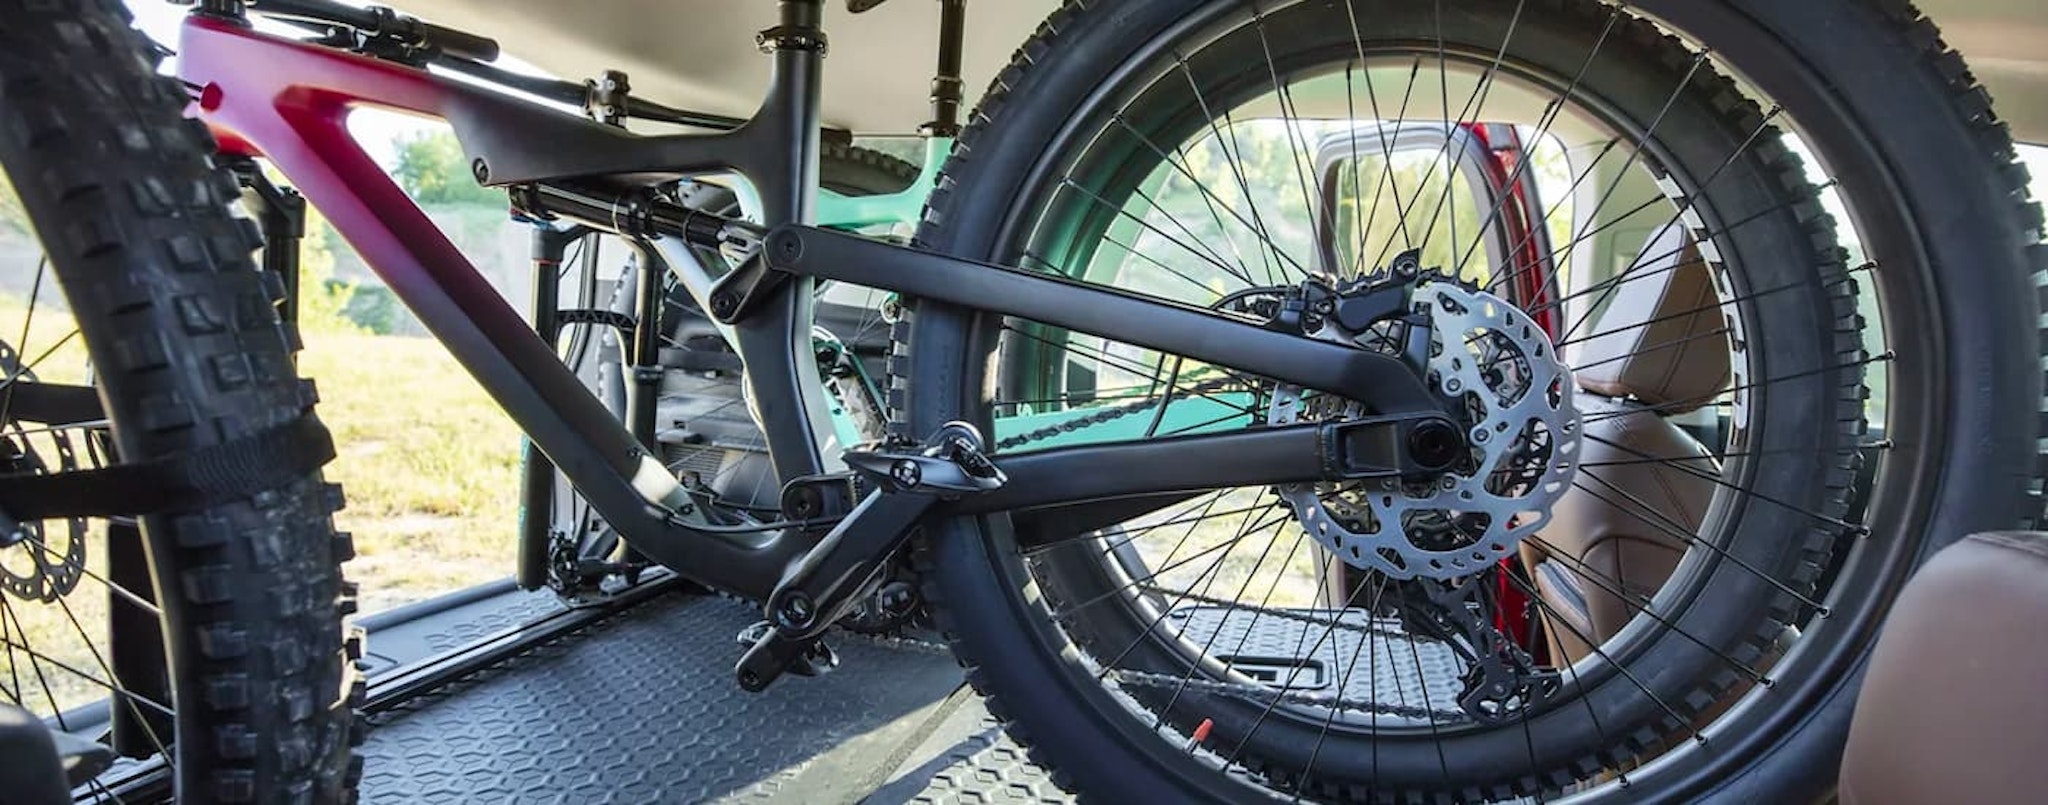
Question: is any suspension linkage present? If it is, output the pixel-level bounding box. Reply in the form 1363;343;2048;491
734;422;1004;692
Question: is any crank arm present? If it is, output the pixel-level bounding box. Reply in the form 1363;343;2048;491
735;488;937;692
737;423;1001;692
734;225;1442;412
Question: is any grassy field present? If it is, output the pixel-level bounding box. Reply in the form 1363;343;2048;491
303;330;522;615
0;290;522;714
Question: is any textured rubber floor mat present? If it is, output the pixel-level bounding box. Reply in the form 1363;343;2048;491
1169;605;1472;723
355;592;1471;801
357;593;971;803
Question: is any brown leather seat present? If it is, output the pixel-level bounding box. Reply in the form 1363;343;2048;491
1840;531;2048;804
1523;225;1727;662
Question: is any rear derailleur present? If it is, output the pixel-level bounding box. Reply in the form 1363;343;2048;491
1393;572;1562;725
733;422;1003;692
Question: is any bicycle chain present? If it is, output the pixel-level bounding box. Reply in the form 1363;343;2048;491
1105;668;1466;722
993;374;1244;451
1150;585;1413;644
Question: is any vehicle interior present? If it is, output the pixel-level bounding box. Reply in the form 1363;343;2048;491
389;0;2048;795
396;0;2048;797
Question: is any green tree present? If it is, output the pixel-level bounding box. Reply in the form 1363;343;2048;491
294;209;363;335
391;129;502;206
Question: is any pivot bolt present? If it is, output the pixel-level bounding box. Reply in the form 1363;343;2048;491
710;291;739;319
771;230;805;264
774;592;816;630
1445;378;1464;394
891;459;922;488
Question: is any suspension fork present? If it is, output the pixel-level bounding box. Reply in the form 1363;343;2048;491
515;225;584;591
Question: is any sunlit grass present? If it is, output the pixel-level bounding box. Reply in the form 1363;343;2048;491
303;330;520;615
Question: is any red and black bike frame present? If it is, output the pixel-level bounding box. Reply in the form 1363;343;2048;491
180;0;1454;600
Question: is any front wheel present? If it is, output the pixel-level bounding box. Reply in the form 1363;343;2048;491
897;0;2046;800
0;1;358;800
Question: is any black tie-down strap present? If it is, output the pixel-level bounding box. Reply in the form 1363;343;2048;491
0;414;335;520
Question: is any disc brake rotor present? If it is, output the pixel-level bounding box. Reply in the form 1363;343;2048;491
1274;280;1580;581
0;344;89;603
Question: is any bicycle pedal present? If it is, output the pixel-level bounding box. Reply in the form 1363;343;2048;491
787;639;840;678
734;621;840;692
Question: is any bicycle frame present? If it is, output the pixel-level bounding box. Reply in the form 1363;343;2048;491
179;2;1449;600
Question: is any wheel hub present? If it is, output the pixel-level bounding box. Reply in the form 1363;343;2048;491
1273;280;1581;581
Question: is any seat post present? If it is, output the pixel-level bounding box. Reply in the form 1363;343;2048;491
922;0;967;137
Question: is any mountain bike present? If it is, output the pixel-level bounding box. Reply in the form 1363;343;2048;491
1;0;2043;801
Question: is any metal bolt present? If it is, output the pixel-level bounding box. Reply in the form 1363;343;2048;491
776;592;816;630
470;158;489;184
1406;420;1463;471
1445;378;1464;394
1471;428;1490;444
773;231;804;263
710;292;739;318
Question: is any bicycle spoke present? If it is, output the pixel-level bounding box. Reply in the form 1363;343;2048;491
1502;570;1705;746
1523;534;1770;684
1407;1;1529;259
1452;5;1627;278
1576;440;1890;470
1553;262;1871;352
1175;51;1299;286
1092;494;1252;557
1564;323;1734;376
1568;472;1829;613
1096;499;1284;678
1053;176;1255;288
1;596;83;730
0;634;174;720
0;257;49;428
1057;504;1294;621
1249;2;1328;278
50;586;173;760
995;324;1266;421
1148;506;1305;725
18;532;162;618
1108;115;1287;280
1578;431;1870;535
1581;350;1893;424
1339;0;1425;261
1537;48;1712;298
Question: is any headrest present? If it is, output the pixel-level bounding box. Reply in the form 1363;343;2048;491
1573;225;1730;413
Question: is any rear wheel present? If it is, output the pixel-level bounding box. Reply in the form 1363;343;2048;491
899;0;2045;800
